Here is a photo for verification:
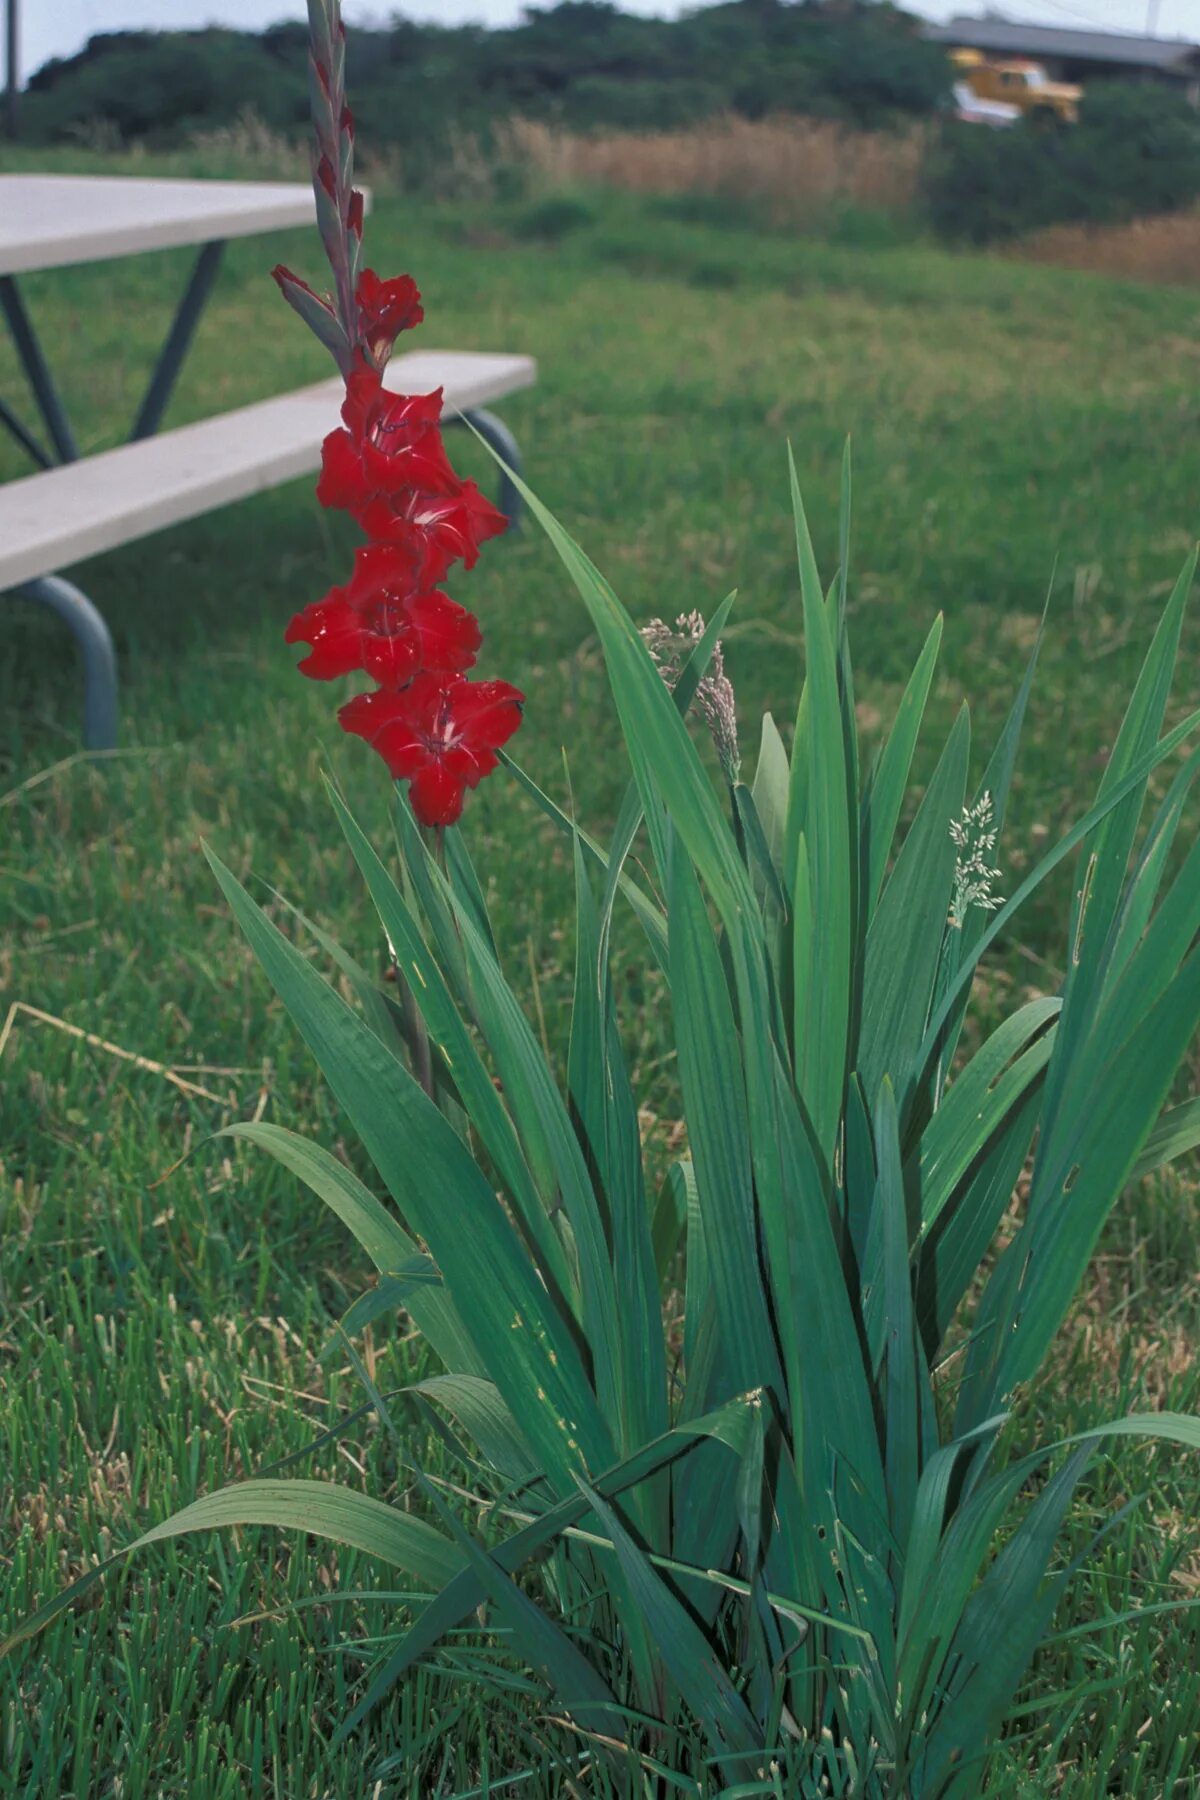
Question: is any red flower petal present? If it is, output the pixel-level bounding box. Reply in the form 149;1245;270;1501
288;557;481;689
363;391;453;493
409;762;466;827
447;677;526;756
406;590;482;675
336;381;456;501
343;545;479;672
359;630;421;689
340;360;385;437
379;480;509;585
382;388;443;430
336;687;386;740
338;673;523;816
341;540;414;599
284;592;368;680
415;480;509;570
338;689;424;779
363;424;457;500
316;427;370;510
356;270;424;360
352;496;429;555
401;668;458;716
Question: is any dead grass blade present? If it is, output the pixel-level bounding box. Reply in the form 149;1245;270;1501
0;1001;227;1103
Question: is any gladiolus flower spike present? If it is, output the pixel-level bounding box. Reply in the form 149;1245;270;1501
273;0;521;826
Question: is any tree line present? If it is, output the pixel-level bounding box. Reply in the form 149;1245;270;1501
24;0;951;177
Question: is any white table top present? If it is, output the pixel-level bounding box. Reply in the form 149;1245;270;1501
0;174;319;276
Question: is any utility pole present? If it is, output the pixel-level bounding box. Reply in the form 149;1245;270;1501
4;0;17;140
1146;0;1161;36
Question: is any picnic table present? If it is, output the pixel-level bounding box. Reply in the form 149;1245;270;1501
0;174;536;749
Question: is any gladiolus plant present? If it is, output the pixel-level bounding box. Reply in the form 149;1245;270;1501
7;4;1200;1794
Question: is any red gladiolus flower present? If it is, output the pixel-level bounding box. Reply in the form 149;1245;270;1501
318;381;459;512
278;15;523;827
338;672;525;825
285;544;481;687
356;270;422;362
354;478;510;587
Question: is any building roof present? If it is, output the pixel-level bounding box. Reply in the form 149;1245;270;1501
924;14;1200;76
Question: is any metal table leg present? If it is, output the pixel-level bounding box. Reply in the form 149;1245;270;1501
0;238;227;463
13;576;118;750
453;406;524;529
130;240;225;441
0;274;80;463
0;393;51;469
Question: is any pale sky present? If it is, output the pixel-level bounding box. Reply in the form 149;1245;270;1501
10;0;1199;88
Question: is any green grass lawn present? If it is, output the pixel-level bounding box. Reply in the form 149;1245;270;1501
3;150;1200;1796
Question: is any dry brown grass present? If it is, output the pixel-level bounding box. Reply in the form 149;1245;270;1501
501;114;924;223
186;108;411;188
1013;207;1200;288
186;108;310;179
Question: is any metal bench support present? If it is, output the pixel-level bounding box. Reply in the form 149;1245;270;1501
131;240;226;442
1;239;228;466
14;575;118;750
0;274;80;465
455;407;524;529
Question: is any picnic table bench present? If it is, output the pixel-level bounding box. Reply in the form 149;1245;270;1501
0;176;536;750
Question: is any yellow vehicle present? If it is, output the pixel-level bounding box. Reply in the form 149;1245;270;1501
950;48;1082;126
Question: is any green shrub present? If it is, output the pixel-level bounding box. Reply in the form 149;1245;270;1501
816;198;922;249
512;193;598;242
11;450;1200;1795
1074;80;1200;217
686;257;742;289
22;28;309;144
923;83;1200;246
646;190;767;231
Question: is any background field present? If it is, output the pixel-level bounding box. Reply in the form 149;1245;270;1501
3;149;1200;1796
